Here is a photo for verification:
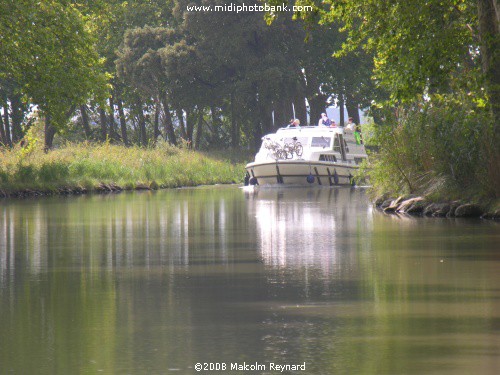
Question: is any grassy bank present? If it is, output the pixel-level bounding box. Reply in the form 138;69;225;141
0;141;249;197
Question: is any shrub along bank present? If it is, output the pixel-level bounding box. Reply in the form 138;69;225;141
0;141;247;197
361;98;500;219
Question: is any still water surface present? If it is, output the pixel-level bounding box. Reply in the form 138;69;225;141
1;186;499;374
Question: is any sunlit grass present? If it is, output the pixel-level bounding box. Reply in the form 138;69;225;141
0;141;248;195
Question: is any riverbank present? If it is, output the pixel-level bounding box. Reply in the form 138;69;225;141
0;142;247;198
374;194;500;220
358;99;500;221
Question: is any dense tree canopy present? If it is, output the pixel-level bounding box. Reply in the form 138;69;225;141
0;0;108;148
1;0;374;150
289;0;498;131
279;0;499;197
1;0;497;156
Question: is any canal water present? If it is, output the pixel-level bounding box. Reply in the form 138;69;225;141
0;186;499;374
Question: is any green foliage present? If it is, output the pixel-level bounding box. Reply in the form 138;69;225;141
282;0;499;200
15;165;37;184
2;0;381;150
17;126;40;159
117;26;178;97
0;170;8;184
38;162;70;183
366;97;498;199
314;0;479;103
1;0;109;132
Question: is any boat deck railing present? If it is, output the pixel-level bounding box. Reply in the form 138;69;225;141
277;125;345;131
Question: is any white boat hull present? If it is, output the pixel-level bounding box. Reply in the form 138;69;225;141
245;160;358;186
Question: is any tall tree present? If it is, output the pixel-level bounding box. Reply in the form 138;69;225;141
477;0;500;139
0;0;108;149
116;26;179;145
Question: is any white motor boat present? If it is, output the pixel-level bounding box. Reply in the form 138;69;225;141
244;125;367;186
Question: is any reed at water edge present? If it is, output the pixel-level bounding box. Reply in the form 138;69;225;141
358;99;500;214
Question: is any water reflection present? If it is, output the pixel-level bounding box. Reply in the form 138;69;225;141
0;186;499;375
0;188;248;281
248;187;372;272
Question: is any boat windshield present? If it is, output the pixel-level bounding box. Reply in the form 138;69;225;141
311;136;332;149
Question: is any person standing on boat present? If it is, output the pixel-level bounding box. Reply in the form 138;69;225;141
345;117;355;131
318;113;331;127
354;123;363;145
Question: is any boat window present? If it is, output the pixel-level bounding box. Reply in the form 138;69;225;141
333;137;341;152
311;137;331;148
283;137;308;145
320;154;337;162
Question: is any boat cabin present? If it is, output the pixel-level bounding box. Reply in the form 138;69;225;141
254;126;367;165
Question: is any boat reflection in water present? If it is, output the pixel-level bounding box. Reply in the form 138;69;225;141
244;186;373;275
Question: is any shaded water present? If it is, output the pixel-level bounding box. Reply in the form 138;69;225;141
1;186;499;374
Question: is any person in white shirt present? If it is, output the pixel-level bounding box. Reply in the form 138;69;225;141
345;117;355;131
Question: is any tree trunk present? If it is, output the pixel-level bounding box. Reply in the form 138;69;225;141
186;109;196;145
159;91;177;145
80;105;92;139
116;98;129;146
303;66;328;126
273;99;295;129
253;117;262;152
99;107;108;141
345;95;361;124
108;96;120;142
369;104;385;126
10;94;23;143
0;112;6;146
44;114;56;151
195;109;203;150
210;106;221;145
296;70;309;125
153;100;161;142
230;93;239;148
2;100;12;147
258;101;273;137
273;100;286;129
478;0;500;142
284;100;294;127
136;101;148;147
293;95;308;126
0;105;7;146
338;93;345;127
176;108;187;140
308;94;328;126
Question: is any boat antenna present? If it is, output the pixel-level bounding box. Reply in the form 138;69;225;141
292;103;296;120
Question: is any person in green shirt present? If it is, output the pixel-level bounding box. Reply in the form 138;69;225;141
354;123;363;145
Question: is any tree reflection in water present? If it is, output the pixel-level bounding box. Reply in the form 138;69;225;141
1;187;499;374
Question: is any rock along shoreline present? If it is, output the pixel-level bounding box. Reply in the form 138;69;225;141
374;195;500;220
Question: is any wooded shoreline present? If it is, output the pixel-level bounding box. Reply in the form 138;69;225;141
2;1;498;210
